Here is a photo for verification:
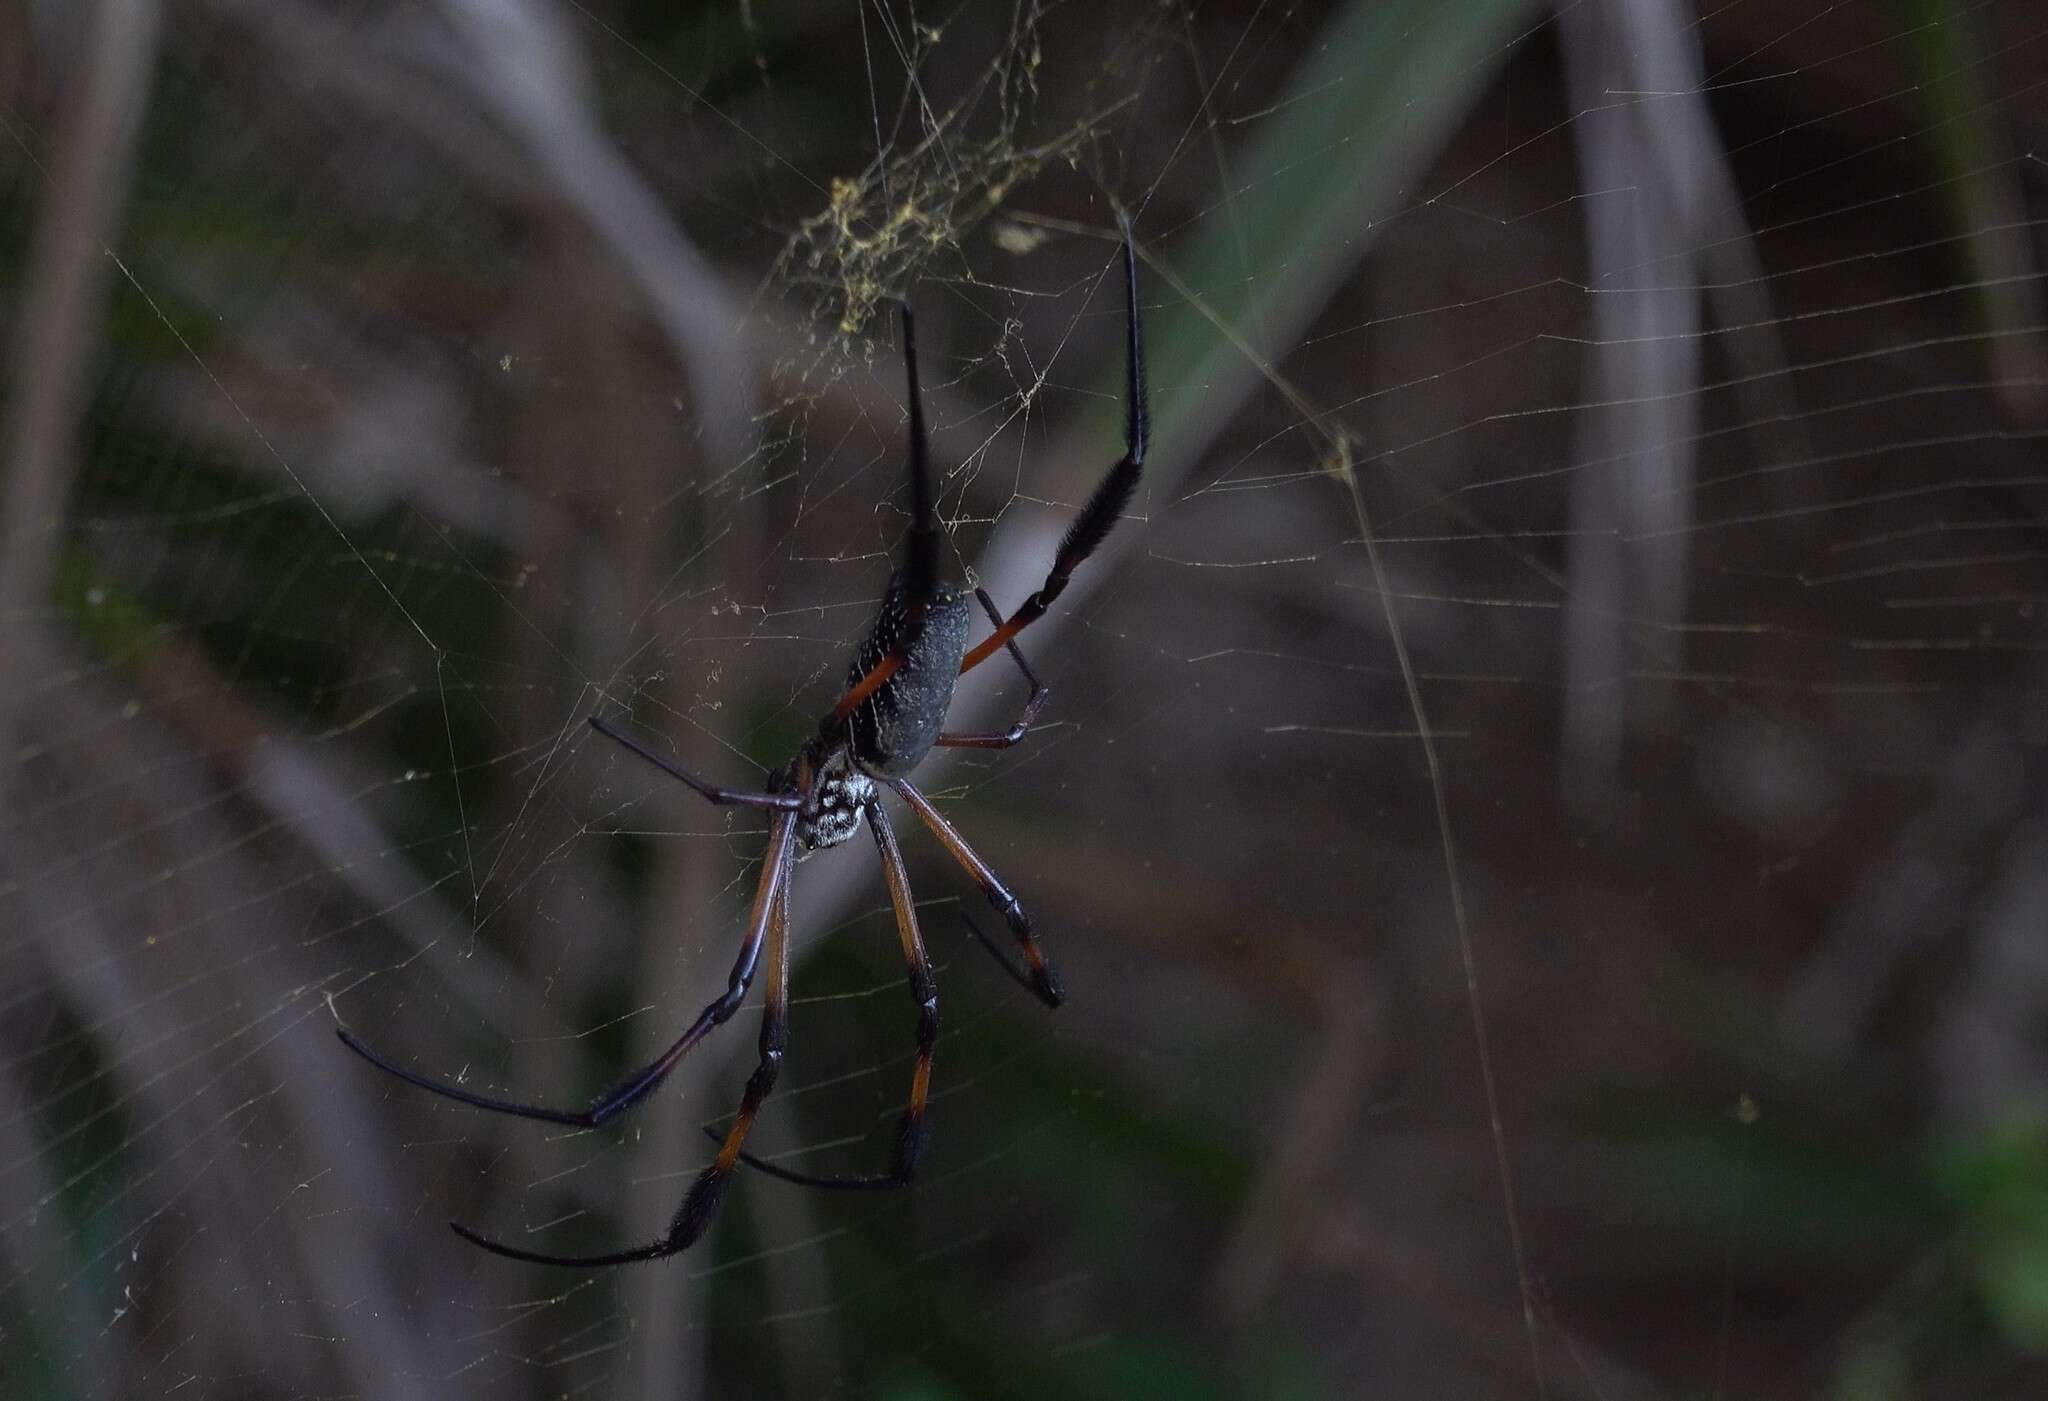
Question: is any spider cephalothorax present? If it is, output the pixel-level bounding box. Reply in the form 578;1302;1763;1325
791;753;872;852
339;224;1148;1268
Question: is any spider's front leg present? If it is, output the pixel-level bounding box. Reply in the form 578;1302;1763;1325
956;224;1147;679
447;811;799;1268
662;838;796;1250
589;714;802;810
335;794;790;1130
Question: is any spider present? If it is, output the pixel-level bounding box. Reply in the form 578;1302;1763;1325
336;228;1146;1267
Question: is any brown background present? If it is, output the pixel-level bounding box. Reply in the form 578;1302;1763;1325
4;2;2047;1397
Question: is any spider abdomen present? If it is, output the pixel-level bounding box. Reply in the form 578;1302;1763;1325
844;578;972;779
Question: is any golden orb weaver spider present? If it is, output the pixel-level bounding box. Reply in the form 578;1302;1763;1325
337;228;1147;1267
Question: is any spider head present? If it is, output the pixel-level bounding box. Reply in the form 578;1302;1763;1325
793;751;875;853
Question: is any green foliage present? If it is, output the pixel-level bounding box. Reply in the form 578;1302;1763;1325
1937;1110;2048;1350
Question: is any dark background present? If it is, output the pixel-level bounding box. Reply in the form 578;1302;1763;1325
5;1;2048;1397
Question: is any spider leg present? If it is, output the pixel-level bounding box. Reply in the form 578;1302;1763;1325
664;830;797;1245
957;225;1146;679
720;794;950;1187
342;811;798;1130
868;794;939;1182
448;812;797;1266
830;301;942;726
716;792;939;1191
888;778;1064;1008
336;1023;670;1129
958;912;1054;999
590;715;802;810
899;301;939;616
446;1222;679;1269
934;587;1047;749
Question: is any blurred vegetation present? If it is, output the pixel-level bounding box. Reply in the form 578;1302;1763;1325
4;1;2048;1398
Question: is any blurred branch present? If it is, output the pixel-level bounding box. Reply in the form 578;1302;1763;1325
1892;0;2048;423
1783;661;2048;1060
5;626;448;1395
0;0;161;786
431;0;756;472
131;630;551;1033
224;0;532;200
0;1037;109;1397
1207;955;1384;1326
1555;0;1739;805
1931;820;2048;1123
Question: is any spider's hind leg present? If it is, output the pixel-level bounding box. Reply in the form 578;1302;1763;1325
666;836;796;1246
441;811;799;1267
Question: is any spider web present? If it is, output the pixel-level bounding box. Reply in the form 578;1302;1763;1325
6;1;2048;1397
